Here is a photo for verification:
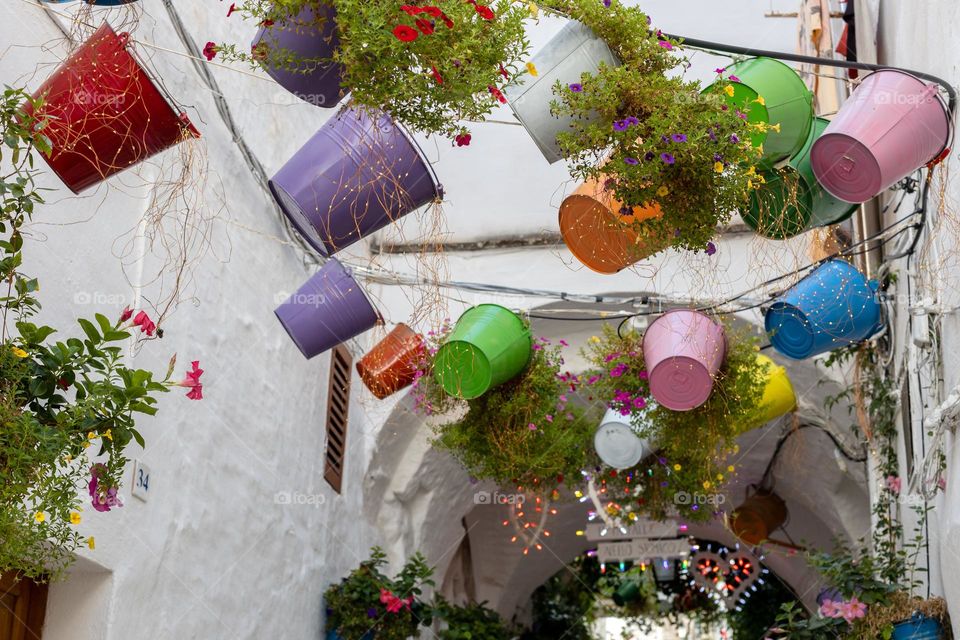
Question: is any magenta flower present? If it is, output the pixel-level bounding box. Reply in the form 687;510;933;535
728;75;741;83
528;423;537;431
660;153;675;165
658;40;672;50
714;67;726;75
638;370;649;380
609;363;627;378
88;464;123;513
632;396;647;409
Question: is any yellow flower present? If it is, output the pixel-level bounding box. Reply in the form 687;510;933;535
63;454;73;463
713;162;724;174
526;62;538;77
81;441;91;449
528;1;539;18
746;166;757;176
34;511;45;523
756;143;764;156
11;347;27;358
673;463;681;471
589;336;600;343
754;96;766;106
727;465;735;473
717;474;724;481
103;429;113;441
657;186;669;197
747;179;753;190
87;536;95;550
702;481;712;490
87;432;96;440
769;122;781;133
70;512;81;525
724;85;735;97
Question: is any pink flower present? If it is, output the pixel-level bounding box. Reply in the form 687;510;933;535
179;361;204;400
528;423;537;431
638;370;649;380
119;307;133;322
885;475;902;495
819;599;841;618
938;477;947;491
133;311;156;336
202;42;218;61
559;339;569;347
609;363;627;378
840;597;867;623
658;40;673;50
88;464;123;513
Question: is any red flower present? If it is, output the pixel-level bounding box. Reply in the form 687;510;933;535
455;133;471;147
430;65;443;84
400;4;423;14
475;4;495;20
259;19;275;27
251;43;268;60
227;3;236;16
132;311;156;337
179;360;204;400
499;64;509;79
393;24;419;42
202;42;218;61
119;306;133;322
440;13;454;28
488;85;507;104
57;377;70;391
422;6;443;17
415;18;435;35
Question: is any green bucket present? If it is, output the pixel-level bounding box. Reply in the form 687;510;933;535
613;580;641;606
709;57;813;169
432;304;532;399
745;117;860;239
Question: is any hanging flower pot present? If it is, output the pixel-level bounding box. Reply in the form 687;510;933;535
594;408;654;470
559;177;666;273
274;258;381;359
749;355;797;427
24;22;200;194
746;117;859;239
269;106;442;257
432;305;531;399
612;580;641;606
356;324;424;400
892;614;943;640
729;488;787;546
765;258;882;360
251;3;345;108
505;20;620;164
642;310;726;412
810;70;951;203
709;57;813;169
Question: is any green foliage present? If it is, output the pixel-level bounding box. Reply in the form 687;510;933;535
432;597;513;640
521;556;599;640
546;0;760;252
0;87;176;581
432;338;599;490
324;547;434;640
583;321;766;522
726;573;795;640
220;0;530;139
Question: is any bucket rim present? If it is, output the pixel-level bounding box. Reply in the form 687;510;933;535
558;194;634;274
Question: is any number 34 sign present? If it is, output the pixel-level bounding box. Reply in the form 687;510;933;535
132;460;152;502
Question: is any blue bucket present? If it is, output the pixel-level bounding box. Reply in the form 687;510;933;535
892;614;943;639
765;259;882;360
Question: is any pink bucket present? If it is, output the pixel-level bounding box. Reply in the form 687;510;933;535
810;70;950;203
642;310;726;411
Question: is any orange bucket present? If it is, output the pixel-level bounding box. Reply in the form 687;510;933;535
356;324;424;399
558;178;665;274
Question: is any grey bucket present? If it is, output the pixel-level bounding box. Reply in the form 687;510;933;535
505;21;620;164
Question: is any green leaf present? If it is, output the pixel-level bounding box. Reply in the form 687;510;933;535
77;318;100;343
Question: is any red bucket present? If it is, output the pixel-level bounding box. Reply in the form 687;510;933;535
25;23;200;194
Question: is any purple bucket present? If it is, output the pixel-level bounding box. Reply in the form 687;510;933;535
642;310;726;412
269;106;443;256
810;70;951;203
252;4;344;108
274;258;381;359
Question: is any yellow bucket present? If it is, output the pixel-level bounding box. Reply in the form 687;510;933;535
752;355;797;426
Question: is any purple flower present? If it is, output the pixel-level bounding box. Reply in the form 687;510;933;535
707;128;718;142
644;151;655;161
568;83;583;93
671;133;687;143
660;135;670;143
88;464;122;513
625;116;639;126
604;0;611;6
736;109;748;120
713;154;723;162
624;157;639;165
660;153;675;165
729;133;740;143
613;120;629;132
367;608;379;619
728;74;741;83
705;241;717;255
618;206;631;216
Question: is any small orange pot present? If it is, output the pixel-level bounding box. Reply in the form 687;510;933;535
558;177;666;274
730;489;787;546
356;324;424;399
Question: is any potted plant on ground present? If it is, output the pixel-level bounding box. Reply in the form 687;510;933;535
324;547;434;640
215;0;530;139
431;597;513;640
545;0;762;254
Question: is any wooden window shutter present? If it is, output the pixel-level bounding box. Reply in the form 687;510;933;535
0;573;48;640
324;344;352;493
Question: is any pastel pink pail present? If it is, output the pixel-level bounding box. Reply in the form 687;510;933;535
810;70;950;204
642;310;726;411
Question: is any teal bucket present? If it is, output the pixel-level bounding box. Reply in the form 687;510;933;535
765;259;882;360
892;614;942;639
613;580;641;606
432;305;532;399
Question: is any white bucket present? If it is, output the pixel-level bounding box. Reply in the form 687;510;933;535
506;20;620;164
593;407;653;470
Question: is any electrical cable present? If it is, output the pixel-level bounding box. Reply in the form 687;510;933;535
759;423;868;492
